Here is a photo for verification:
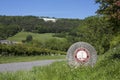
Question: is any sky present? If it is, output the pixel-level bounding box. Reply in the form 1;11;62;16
0;0;99;19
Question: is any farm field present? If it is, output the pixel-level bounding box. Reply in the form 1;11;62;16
7;32;65;42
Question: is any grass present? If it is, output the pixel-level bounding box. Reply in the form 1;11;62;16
0;55;65;64
0;45;120;80
7;32;65;42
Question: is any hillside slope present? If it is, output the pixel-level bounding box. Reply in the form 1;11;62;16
7;32;65;42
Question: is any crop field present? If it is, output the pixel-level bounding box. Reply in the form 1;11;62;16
7;32;65;42
0;45;120;80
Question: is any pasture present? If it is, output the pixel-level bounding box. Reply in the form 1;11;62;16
8;32;65;42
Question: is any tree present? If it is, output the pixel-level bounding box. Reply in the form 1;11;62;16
67;16;112;54
96;0;120;31
26;35;33;42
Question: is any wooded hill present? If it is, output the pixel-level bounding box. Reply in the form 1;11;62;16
0;15;81;39
0;15;120;55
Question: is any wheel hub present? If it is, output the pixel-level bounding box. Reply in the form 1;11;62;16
74;48;90;63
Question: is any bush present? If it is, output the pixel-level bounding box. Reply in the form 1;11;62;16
0;44;66;56
45;38;70;51
110;33;120;48
26;35;33;42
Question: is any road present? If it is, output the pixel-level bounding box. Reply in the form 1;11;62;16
0;59;63;72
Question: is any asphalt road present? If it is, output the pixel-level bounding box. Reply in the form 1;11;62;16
0;59;63;72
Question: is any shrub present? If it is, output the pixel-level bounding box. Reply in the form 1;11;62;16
26;35;33;42
0;44;66;56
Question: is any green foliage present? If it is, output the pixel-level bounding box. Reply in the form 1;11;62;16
0;45;120;80
0;15;118;55
44;38;70;51
8;32;69;52
110;33;120;48
67;16;113;54
0;23;21;39
103;44;120;60
0;44;66;56
26;35;33;42
96;0;120;32
0;15;81;39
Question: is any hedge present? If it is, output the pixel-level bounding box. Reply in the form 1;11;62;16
0;44;66;56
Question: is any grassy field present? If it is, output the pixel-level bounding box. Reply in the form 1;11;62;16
0;55;65;64
7;32;65;42
0;45;120;80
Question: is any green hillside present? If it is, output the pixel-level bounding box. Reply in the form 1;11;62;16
7;32;65;42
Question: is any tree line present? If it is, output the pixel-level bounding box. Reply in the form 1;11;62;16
0;15;81;39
